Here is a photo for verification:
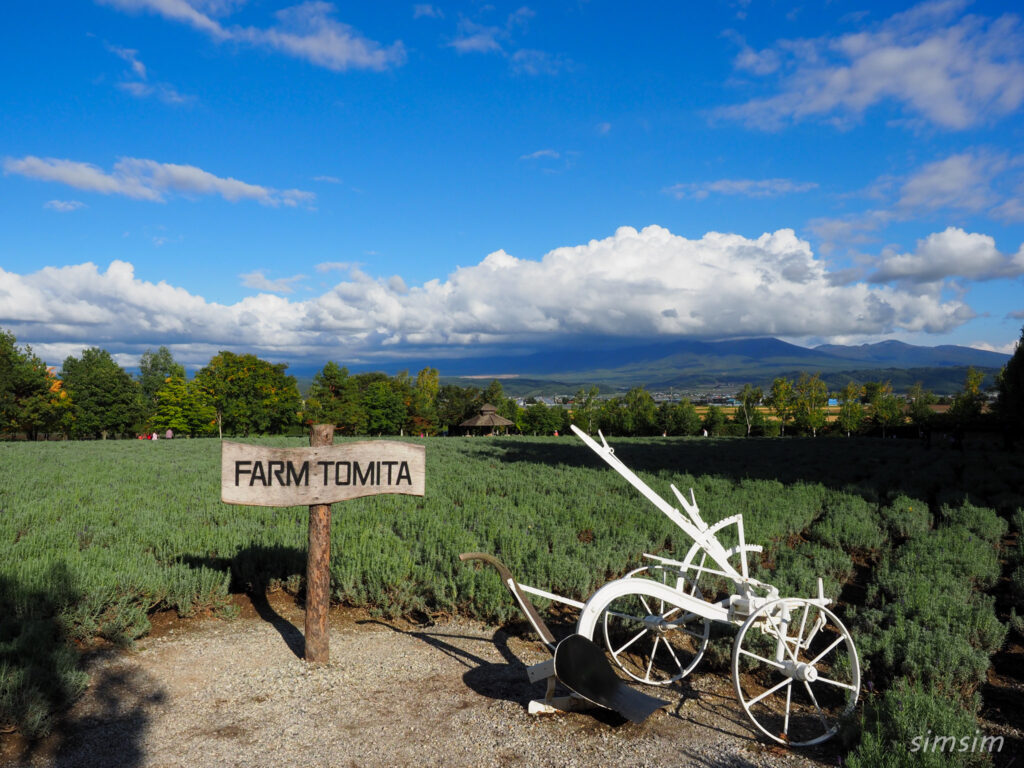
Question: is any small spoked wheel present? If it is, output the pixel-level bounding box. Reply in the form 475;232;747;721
598;566;711;685
732;598;860;746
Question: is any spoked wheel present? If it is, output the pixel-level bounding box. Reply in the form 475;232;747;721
732;598;860;746
597;566;711;685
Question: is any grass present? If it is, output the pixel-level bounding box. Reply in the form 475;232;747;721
0;433;1021;751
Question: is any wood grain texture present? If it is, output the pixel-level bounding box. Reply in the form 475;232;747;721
220;440;425;507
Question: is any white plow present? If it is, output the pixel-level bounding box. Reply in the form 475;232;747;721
462;426;860;746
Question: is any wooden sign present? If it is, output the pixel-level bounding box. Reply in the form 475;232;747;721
221;440;425;507
221;429;426;664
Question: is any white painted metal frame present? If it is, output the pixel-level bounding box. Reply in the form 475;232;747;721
509;426;860;747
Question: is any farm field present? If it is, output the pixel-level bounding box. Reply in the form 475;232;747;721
1;434;1022;765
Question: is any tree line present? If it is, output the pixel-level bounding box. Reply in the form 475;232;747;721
1;325;1022;441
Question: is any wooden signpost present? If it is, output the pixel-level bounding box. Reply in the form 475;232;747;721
221;426;425;663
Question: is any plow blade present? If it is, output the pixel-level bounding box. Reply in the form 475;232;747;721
554;634;670;724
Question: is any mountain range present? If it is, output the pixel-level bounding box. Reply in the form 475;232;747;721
413;337;1011;396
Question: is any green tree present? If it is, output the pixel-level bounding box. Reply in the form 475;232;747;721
194;351;301;437
907;381;938;431
523;402;563;435
673;399;702;435
736;384;763;437
836;381;864;437
597;397;626;435
152;376;216;436
767;377;795;436
703;405;726;436
996;327;1024;442
870;381;904;438
949;366;985;424
138;347;185;401
61;347;144;438
362;378;408;435
409;367;440;434
0;329;55;437
305;362;366;434
793;372;828;437
436;384;478;434
571;386;600;433
623;387;657;435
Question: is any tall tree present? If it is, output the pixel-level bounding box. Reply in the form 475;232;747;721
949;366;985;424
869;381;904;438
137;347;185;402
906;381;938;431
410;367;440;434
793;372;828;437
703;405;726;436
767;377;795;436
736;384;763;437
61;347;144;438
0;329;53;436
623;387;657;436
152;376;216;436
995;326;1024;443
362;378;407;435
305;363;366;434
836;381;864;437
571;386;600;433
194;351;301;437
436;384;478;434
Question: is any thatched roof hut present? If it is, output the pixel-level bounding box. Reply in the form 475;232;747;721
459;403;514;433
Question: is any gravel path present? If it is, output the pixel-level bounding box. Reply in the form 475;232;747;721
3;596;830;768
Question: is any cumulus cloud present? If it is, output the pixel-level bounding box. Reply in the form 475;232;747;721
0;226;978;367
665;178;818;200
717;0;1024;130
869;226;1024;284
3;155;314;207
97;0;405;72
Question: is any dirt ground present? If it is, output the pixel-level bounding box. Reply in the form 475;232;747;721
0;593;841;768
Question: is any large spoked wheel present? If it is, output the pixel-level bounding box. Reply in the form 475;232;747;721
597;566;711;686
732;598;860;746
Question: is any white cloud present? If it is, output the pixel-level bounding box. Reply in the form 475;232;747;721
3;155;314;207
0;226;978;367
809;150;1024;252
869;226;1024;283
313;175;341;183
520;149;560;160
43;200;87;212
413;4;442;19
98;0;228;37
448;19;503;53
239;3;406;72
896;152;1005;212
97;0;405;72
240;270;306;294
108;44;147;78
970;339;1018;355
510;48;565;75
665;178;818;200
106;43;194;104
717;0;1024;130
315;261;354;273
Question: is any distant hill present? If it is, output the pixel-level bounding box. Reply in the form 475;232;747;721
290;337;1010;396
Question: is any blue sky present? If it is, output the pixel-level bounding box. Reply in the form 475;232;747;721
2;0;1023;371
